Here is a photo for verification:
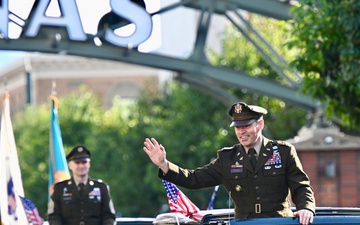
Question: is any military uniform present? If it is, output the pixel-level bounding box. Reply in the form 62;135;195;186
159;102;315;219
48;177;116;225
160;137;315;218
47;145;116;225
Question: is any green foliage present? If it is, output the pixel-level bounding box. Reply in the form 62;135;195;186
287;0;360;129
209;14;308;139
13;105;50;212
11;12;321;221
13;84;236;218
129;82;236;213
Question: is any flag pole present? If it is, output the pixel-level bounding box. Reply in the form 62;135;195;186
207;185;219;210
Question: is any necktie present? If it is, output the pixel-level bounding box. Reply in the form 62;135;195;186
248;148;257;169
79;183;85;197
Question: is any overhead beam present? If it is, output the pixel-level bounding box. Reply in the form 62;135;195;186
182;0;294;20
0;32;320;110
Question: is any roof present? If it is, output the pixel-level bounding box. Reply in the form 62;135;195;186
287;125;360;151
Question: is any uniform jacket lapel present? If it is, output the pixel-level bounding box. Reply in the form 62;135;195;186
254;137;273;174
238;145;255;172
66;178;80;198
71;177;88;199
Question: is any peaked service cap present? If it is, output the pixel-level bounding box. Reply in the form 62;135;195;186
228;102;267;127
66;145;91;161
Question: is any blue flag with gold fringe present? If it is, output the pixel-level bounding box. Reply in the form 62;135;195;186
49;96;70;198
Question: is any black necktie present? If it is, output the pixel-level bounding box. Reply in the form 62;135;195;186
248;148;257;169
79;183;85;197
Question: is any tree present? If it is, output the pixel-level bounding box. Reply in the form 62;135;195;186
131;82;235;212
13;84;235;218
13;87;109;217
287;0;360;129
209;13;308;139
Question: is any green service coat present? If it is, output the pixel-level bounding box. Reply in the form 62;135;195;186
159;137;315;218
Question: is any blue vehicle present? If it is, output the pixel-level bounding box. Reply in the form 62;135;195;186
115;207;360;225
201;207;360;225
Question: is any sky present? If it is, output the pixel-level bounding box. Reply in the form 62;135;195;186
0;51;23;69
0;0;161;69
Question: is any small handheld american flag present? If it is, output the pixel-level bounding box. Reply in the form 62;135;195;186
162;180;203;222
19;196;44;225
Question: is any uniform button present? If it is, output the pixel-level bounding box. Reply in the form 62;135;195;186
81;209;84;213
235;176;238;179
255;186;259;190
256;197;261;201
254;175;258;179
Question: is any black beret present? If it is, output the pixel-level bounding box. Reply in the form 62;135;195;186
228;102;267;127
66;145;91;161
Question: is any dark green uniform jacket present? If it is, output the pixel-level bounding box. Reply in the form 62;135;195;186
159;137;315;219
47;177;116;225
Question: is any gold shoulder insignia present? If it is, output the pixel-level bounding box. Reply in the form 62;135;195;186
219;146;235;152
277;140;292;147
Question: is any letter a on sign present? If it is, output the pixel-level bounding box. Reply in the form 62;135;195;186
26;0;86;41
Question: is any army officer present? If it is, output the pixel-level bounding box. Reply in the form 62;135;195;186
47;145;116;225
143;102;315;225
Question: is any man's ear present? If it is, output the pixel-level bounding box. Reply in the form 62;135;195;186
257;119;264;130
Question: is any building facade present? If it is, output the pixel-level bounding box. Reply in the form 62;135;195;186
0;53;172;115
289;125;360;207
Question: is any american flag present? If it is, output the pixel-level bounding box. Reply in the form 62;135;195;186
19;196;44;225
206;185;219;210
162;180;203;222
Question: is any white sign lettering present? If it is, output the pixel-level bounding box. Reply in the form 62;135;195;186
105;0;152;47
0;0;153;47
26;0;86;41
0;0;9;37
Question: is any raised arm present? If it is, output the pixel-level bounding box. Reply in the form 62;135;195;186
143;138;169;174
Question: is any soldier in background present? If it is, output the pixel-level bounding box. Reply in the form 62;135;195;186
47;145;116;225
143;102;315;225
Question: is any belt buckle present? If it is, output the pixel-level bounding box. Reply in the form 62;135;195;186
255;204;261;213
80;222;85;225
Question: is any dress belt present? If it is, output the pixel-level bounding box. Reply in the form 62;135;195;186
238;203;285;214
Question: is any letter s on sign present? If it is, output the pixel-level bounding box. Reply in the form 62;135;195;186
105;0;153;48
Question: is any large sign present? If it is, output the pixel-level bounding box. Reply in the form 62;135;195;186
0;0;153;47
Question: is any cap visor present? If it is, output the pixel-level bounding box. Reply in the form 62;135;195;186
230;119;257;127
69;156;90;161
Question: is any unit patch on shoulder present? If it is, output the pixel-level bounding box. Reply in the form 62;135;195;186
211;158;218;164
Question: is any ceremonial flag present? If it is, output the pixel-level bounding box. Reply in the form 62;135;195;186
206;185;219;210
162;180;203;222
19;196;44;225
49;96;70;198
0;94;31;224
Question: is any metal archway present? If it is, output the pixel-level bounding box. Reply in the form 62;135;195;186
0;0;322;111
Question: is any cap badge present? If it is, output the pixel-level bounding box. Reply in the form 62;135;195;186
78;147;83;152
234;103;242;113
